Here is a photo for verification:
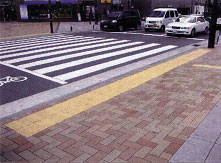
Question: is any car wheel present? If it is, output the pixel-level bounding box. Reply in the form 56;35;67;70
118;25;124;32
145;28;149;32
167;33;172;36
204;26;209;34
160;25;165;32
134;24;138;30
190;28;195;37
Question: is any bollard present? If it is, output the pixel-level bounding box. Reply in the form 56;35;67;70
70;26;72;31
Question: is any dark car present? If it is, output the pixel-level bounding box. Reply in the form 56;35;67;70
100;10;141;31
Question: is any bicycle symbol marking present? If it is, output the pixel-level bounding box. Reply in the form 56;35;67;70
0;76;28;87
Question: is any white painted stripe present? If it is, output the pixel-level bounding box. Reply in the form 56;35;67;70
108;31;206;41
0;35;86;49
36;43;158;74
0;34;80;45
0;61;67;85
1;38;114;60
20;40;135;68
0;37;96;54
54;45;177;81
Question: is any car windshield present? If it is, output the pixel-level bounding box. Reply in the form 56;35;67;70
108;12;122;18
149;11;165;17
176;17;196;23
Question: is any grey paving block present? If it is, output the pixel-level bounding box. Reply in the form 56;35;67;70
216;135;221;145
170;137;213;162
205;144;221;163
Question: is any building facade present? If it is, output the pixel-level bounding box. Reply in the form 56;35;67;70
0;0;200;22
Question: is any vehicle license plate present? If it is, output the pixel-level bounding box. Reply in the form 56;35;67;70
153;24;157;27
104;25;108;28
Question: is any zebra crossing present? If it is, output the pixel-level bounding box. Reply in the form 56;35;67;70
0;34;178;85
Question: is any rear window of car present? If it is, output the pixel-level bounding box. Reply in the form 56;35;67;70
108;12;122;18
149;11;165;17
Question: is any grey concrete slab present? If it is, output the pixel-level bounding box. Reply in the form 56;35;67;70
205;144;221;163
170;137;214;162
216;135;221;145
190;124;221;143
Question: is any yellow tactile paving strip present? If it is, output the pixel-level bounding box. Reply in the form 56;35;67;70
6;48;211;137
193;64;221;69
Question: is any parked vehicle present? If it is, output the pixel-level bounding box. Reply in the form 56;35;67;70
217;17;221;30
100;10;141;31
165;14;209;37
144;8;179;32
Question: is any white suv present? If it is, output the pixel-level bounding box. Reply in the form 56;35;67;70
144;8;179;32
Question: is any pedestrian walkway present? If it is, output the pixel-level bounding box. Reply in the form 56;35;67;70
1;40;221;162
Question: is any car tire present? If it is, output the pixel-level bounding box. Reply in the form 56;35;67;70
145;28;149;32
134;24;138;30
190;28;195;37
204;26;209;34
160;25;165;32
167;33;172;36
118;25;124;32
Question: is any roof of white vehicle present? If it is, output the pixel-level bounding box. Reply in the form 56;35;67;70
153;8;177;11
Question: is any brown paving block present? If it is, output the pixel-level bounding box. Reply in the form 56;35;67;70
3;151;23;162
119;147;138;160
33;129;51;138
0;137;14;146
134;146;152;158
64;145;83;157
86;136;103;147
72;126;90;135
57;139;76;150
47;128;65;137
180;126;195;136
80;131;97;140
108;142;129;152
128;156;151;163
19;150;37;161
100;135;116;145
160;152;173;160
52;134;69;142
144;154;168;163
0;155;8;162
1;143;19;155
137;138;157;149
105;129;123;137
164;142;182;155
57;154;76;163
34;149;52;160
164;136;184;145
12;136;29;146
135;120;150;129
94;143;113;153
44;156;60;163
13;142;34;153
71;137;89;148
123;140;142;150
28;141;49;152
46;147;67;158
87;151;107;163
71;153;91;163
80;145;98;155
103;149;121;162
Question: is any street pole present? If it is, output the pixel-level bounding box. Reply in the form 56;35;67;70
208;0;217;48
48;0;53;33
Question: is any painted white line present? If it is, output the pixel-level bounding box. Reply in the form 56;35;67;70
107;31;206;41
0;37;95;54
55;45;177;81
21;40;135;68
36;43;158;74
0;34;79;45
1;38;114;61
0;61;67;85
0;35;86;49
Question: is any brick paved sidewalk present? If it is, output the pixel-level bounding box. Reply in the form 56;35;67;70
0;44;221;162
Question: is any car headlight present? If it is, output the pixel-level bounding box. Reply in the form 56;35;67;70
112;20;117;23
101;20;105;23
181;27;190;29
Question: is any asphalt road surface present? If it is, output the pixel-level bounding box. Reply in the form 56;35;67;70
0;30;208;105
